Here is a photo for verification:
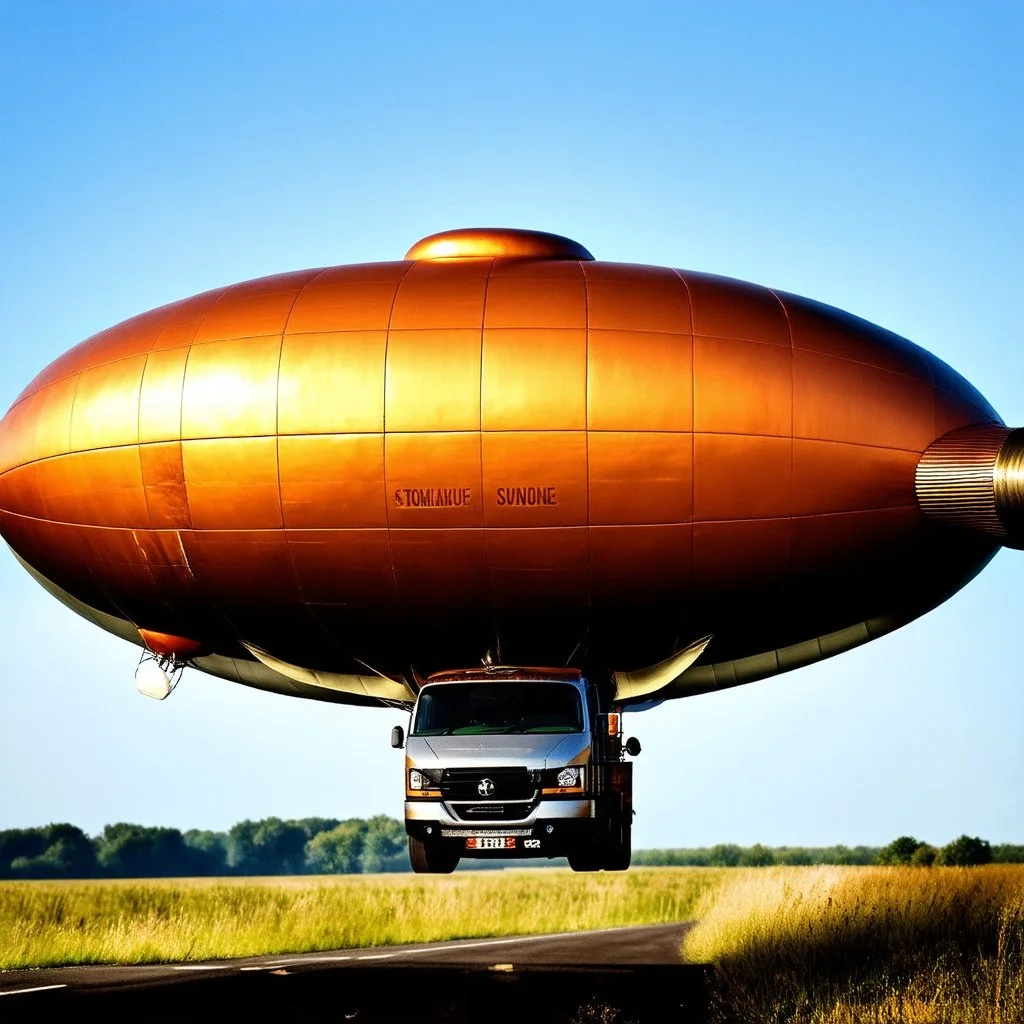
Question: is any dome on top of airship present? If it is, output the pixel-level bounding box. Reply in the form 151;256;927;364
405;227;594;261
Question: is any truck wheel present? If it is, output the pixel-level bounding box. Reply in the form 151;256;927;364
603;827;632;871
408;836;459;874
567;847;601;872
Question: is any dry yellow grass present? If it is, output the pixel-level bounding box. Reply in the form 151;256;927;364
11;859;1020;1022
0;867;720;970
682;864;1024;1023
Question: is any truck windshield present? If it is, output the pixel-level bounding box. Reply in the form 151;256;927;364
412;682;584;736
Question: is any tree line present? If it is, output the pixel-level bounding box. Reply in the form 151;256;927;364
873;834;1020;867
634;836;1024;868
0;816;408;879
633;843;880;867
3;823;1021;878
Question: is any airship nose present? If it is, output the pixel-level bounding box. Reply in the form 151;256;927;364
916;425;1024;549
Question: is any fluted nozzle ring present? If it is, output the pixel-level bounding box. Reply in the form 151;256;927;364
916;425;1024;549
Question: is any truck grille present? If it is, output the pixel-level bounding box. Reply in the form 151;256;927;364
440;828;534;838
441;767;539;822
450;801;536;822
440;767;535;801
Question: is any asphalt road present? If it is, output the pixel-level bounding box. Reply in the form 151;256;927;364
1;922;709;1022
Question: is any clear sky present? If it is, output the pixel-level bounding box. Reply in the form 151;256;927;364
0;1;1021;850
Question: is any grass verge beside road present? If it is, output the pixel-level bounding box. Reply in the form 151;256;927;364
0;867;719;969
9;861;1023;1023
683;864;1024;1023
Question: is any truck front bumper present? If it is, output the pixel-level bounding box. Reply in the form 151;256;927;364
405;797;592;824
405;799;597;858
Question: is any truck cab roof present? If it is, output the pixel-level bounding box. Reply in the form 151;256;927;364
424;667;584;685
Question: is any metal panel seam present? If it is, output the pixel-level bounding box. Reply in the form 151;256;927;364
481;259;497;653
581;260;593;620
382;260;418;612
275;278;323;604
670;268;696;640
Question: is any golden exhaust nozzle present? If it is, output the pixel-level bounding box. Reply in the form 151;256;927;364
916;425;1024;549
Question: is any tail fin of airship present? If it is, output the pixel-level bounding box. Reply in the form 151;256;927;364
241;643;417;708
612;635;713;707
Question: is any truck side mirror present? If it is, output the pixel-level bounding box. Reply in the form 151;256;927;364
391;725;405;749
624;736;641;757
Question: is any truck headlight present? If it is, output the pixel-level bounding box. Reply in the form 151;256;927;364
541;766;585;793
407;768;441;796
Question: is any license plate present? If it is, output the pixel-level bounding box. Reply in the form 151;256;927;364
466;836;516;850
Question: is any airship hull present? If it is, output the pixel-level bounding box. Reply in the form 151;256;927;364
0;231;1003;703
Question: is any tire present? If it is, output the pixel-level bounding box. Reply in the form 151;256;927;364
603;826;632;871
408;835;459;874
567;847;602;872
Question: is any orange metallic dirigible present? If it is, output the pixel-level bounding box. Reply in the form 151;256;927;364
0;226;1019;708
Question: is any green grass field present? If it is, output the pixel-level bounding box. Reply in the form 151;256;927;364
0;867;717;969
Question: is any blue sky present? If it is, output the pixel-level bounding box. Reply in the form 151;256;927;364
0;2;1021;849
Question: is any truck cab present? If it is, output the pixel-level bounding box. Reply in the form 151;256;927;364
391;667;639;873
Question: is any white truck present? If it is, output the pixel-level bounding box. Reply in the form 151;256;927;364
390;667;641;873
